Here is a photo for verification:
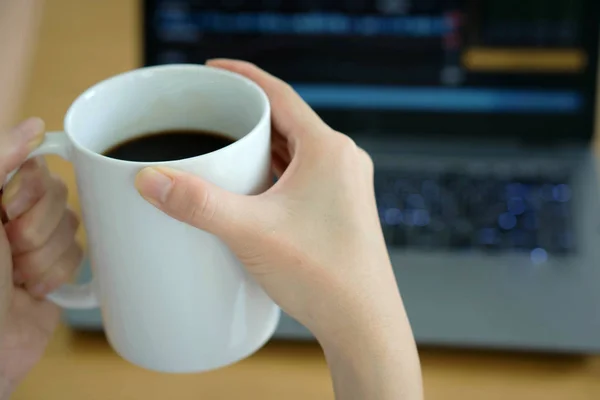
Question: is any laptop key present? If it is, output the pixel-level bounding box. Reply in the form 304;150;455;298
375;168;574;255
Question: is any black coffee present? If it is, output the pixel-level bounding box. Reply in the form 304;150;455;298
103;129;235;162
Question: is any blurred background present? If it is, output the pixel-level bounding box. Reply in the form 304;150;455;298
10;0;600;399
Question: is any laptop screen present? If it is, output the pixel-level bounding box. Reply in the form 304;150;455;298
143;0;599;144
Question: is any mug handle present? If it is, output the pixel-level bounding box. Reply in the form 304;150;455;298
5;132;99;309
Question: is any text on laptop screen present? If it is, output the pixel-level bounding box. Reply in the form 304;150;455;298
144;0;600;142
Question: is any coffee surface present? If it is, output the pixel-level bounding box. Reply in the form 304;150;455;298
103;129;235;162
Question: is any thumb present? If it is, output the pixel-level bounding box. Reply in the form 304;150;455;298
135;167;260;240
0;117;45;182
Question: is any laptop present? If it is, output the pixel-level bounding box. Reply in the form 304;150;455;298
67;0;600;353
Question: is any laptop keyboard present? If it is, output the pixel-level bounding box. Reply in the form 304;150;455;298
376;168;574;256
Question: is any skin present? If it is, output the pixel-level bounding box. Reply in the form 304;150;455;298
0;119;82;399
0;0;42;132
135;59;423;400
0;2;423;398
1;1;81;398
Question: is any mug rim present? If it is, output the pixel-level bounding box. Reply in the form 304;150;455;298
62;64;271;166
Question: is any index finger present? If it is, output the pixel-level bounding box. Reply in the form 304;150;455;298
206;59;331;140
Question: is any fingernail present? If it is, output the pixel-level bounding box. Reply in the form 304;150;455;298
30;282;47;298
33;155;47;167
16;117;46;152
135;168;173;203
27;132;45;152
205;58;231;66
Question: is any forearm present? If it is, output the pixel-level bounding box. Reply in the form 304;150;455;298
318;294;423;400
0;0;44;131
0;374;13;400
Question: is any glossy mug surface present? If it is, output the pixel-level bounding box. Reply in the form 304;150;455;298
23;65;280;373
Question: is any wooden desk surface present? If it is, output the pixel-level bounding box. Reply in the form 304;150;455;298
10;1;600;399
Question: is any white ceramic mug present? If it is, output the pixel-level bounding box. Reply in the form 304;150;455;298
14;65;280;373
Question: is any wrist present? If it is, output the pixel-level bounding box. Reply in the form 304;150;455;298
310;265;408;347
317;298;416;363
315;292;423;400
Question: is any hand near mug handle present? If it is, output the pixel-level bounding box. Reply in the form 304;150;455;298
136;60;423;400
0;118;83;398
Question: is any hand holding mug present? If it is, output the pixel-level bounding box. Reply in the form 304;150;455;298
136;60;423;400
0;118;82;395
0;65;280;374
0;62;422;399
